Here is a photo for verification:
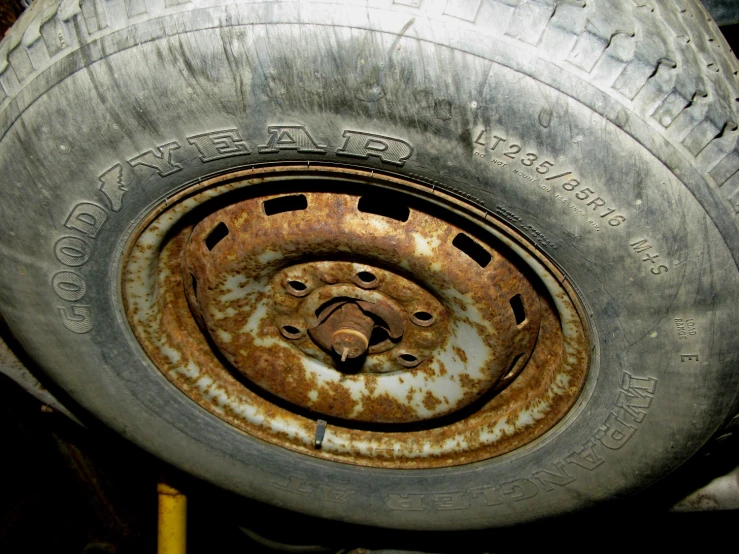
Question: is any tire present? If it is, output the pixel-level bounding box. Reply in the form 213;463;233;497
1;0;738;530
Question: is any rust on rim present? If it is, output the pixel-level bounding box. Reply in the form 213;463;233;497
182;192;542;424
122;165;590;468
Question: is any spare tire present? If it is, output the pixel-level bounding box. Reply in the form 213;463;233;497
0;0;738;530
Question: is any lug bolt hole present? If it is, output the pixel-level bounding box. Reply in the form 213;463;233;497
286;280;310;296
355;271;378;287
397;353;421;368
411;311;434;326
280;325;303;339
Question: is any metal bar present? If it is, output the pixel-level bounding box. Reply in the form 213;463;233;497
158;481;187;554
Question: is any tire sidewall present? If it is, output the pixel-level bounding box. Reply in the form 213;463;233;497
0;3;738;529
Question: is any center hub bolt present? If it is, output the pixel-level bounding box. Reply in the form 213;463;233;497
330;303;375;361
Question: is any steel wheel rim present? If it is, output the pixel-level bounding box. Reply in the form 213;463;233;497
121;165;590;468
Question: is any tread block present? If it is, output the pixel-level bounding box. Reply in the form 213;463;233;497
613;58;661;100
40;16;68;57
725;178;739;214
682;117;722;156
505;0;556;46
0;65;21;98
539;3;586;60
709;149;739;186
125;0;148;17
473;0;517;34
652;89;691;128
7;48;34;83
81;0;108;34
443;0;482;22
566;25;608;72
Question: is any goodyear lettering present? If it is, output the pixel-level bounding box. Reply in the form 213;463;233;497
53;125;415;334
336;130;413;165
188;129;251;162
258;125;327;154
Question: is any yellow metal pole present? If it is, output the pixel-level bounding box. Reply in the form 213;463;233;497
158;480;187;554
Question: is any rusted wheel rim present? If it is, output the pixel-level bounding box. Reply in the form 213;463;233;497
122;166;590;468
